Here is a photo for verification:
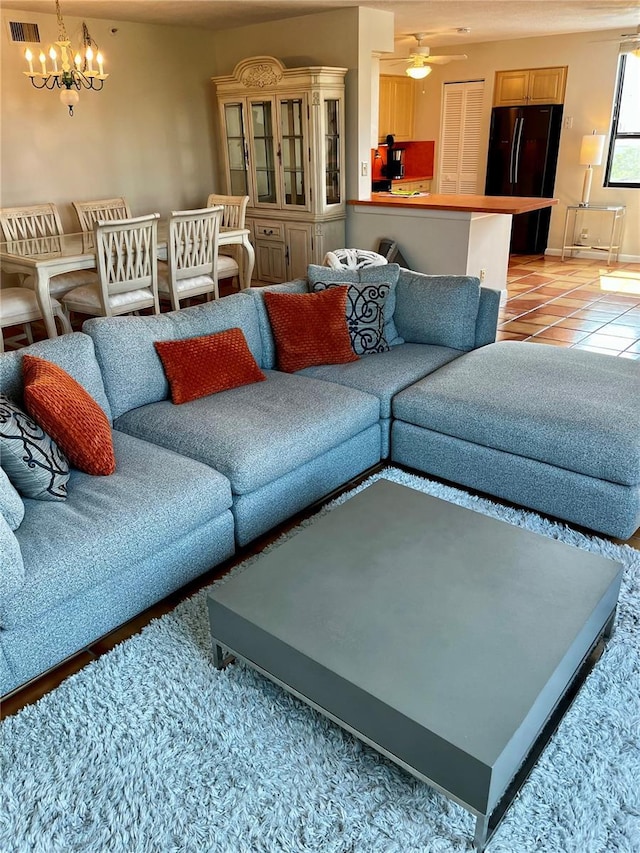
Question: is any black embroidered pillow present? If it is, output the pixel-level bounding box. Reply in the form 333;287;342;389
0;394;69;501
308;263;403;354
311;279;391;355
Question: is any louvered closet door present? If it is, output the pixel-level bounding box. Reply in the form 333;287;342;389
438;80;485;194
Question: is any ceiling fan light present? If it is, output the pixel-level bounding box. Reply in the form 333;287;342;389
406;65;431;79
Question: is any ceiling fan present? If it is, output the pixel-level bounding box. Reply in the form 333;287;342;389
382;33;468;79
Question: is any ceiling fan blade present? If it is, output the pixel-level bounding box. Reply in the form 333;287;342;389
425;54;468;64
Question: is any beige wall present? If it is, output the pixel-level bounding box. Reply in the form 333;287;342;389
1;6;391;235
0;9;217;232
411;30;639;260
209;6;393;199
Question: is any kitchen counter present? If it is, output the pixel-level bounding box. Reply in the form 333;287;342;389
346;194;558;299
350;193;557;215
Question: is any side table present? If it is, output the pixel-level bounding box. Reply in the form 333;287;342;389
561;204;625;265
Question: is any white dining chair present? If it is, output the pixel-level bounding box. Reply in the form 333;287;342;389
72;197;132;232
206;193;250;289
0;203;98;297
62;213;160;320
157;206;223;311
0;287;71;353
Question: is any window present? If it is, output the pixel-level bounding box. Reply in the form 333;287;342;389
605;50;640;188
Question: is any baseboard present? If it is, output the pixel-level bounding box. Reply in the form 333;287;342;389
545;248;640;263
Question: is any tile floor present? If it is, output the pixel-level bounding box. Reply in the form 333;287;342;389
498;254;640;359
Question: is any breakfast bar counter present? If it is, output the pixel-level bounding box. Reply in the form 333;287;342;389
346;193;557;297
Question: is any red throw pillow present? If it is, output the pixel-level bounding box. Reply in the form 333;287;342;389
263;287;358;373
154;327;266;405
22;355;116;476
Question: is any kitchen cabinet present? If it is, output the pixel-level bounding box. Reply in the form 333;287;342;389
213;56;346;282
493;67;567;106
379;75;415;142
393;179;432;193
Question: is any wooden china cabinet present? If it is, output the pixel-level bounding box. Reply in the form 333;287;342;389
212;56;347;283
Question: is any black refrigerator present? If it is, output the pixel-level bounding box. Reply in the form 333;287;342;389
485;104;563;254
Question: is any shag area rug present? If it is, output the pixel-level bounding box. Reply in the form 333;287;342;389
2;468;639;853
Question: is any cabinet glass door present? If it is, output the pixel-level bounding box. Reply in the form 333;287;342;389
250;99;278;205
279;98;307;208
223;103;248;196
325;99;341;206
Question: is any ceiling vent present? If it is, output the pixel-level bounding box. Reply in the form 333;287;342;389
8;21;41;43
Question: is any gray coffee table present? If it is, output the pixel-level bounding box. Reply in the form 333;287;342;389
208;480;622;851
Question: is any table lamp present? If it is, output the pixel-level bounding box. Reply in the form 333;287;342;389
579;130;606;207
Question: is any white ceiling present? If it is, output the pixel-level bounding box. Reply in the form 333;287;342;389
2;0;639;48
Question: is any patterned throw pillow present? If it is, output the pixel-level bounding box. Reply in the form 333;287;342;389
154;328;266;405
307;263;403;350
0;394;69;501
263;287;359;373
22;356;116;476
311;279;390;355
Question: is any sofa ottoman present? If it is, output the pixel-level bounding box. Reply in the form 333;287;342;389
391;341;640;539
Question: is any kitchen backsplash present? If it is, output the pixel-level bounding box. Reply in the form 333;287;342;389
372;140;435;181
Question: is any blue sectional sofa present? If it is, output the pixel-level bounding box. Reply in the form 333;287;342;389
0;269;498;695
3;265;638;697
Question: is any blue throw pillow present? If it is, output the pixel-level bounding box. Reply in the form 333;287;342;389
0;466;25;530
307;263;404;353
0;395;69;501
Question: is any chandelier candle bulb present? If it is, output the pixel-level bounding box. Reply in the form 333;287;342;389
25;48;34;74
97;53;104;76
49;47;58;73
86;46;94;73
39;52;47;75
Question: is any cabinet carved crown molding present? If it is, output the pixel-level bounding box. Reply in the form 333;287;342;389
238;58;284;90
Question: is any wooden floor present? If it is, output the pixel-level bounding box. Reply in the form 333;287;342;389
2;256;640;718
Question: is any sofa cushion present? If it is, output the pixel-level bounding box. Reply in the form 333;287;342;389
113;371;380;495
0;466;24;531
247;280;309;370
264;288;358;372
394;271;481;352
298;343;462;419
0;513;24;602
0;395;69;501
85;294;264;419
3;430;233;629
308;263;403;348
392;341;640;487
154;328;266;405
22;356;116;476
0;332;112;422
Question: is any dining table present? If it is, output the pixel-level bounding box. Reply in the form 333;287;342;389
0;223;256;340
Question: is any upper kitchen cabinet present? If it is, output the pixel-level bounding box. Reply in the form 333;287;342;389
493;67;567;106
213;57;347;282
379;75;415;142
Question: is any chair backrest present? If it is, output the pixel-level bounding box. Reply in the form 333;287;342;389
168;206;222;283
94;213;159;314
206;194;249;229
0;203;64;241
73;197;131;232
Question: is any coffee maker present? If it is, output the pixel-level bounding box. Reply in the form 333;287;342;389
382;135;405;180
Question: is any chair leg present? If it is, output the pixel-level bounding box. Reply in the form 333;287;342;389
25;322;34;344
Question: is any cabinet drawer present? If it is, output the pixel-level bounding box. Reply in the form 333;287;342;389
253;220;284;241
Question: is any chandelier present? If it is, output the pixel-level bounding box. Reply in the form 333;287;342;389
23;0;108;116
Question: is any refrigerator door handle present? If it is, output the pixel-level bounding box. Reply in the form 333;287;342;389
508;117;518;184
512;116;524;185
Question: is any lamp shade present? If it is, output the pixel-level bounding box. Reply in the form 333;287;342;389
579;132;605;166
406;65;431;79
